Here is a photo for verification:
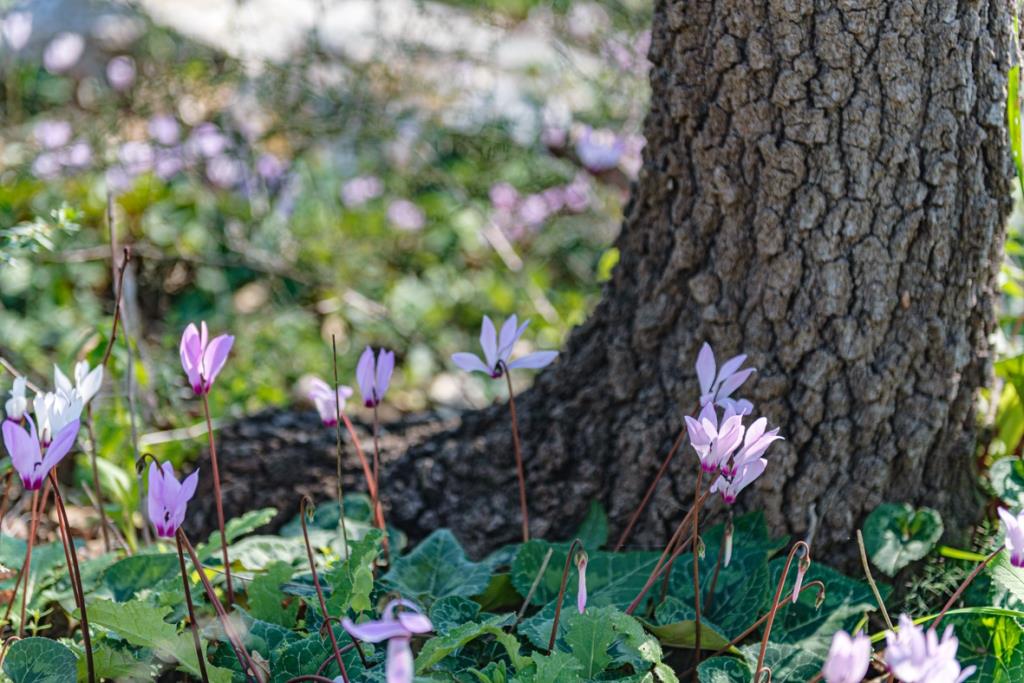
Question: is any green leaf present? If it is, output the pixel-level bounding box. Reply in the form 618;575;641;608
642;617;732;652
945;614;1024;682
77;641;157;682
248;561;300;627
86;599;233;683
414;613;515;673
429;595;482;634
991;458;1024;510
992;551;1024;605
528;651;584;682
697;642;823;683
475;573;521;612
862;503;944;576
575;501;609;551
324;528;382;614
564;611;616;676
196;507;277;562
383;529;491;603
101;553;179;602
267;630;368;683
3;637;77;683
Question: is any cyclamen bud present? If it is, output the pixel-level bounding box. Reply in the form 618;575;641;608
723;519;734;568
5;377;27;421
793;551;810;604
575;550;589;614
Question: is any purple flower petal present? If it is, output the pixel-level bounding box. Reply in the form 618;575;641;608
201;334;234;390
386;638;414;683
695;343;715;397
341;617;409;643
480;316;498;370
356;347;377;406
506;351;558;370
451;353;490;374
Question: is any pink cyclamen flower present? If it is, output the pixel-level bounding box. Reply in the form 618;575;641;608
356;347;395;408
5;377;28;422
695;342;755;415
574;126;625;172
998;507;1024;568
147;461;199;539
2;12;32;52
576;551;588;614
54;360;103;405
387;199;425;231
684;402;744;473
43;32;84;73
33;390;82;447
451;315;558;379
180;322;235;395
309;377;354;426
822;630;871;683
723;416;782;478
106;55;136;91
341;176;383;207
710;456;766;505
342;599;433;683
2;415;79;490
885;614;975;683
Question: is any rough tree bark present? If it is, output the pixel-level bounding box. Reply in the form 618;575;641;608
197;0;1014;563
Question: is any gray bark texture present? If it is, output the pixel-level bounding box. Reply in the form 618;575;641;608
195;0;1015;564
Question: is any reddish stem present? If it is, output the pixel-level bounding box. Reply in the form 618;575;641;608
547;539;583;651
14;489;40;636
691;469;704;680
330;336;352;556
501;363;530;542
178;529;260;683
615;427;687;551
84;406;111;552
201;391;234;606
300;497;349;683
176;534;210;683
370;404;390;563
932;547;1002;631
755;542;811;681
48;472;95;682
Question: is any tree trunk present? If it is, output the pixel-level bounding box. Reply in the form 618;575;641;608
196;0;1015;563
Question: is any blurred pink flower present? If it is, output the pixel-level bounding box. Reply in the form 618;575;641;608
43;32;84;73
999;507;1024;567
575;126;624;172
308;377;354;427
106;55;136;91
59;140;92;169
821;630;871;683
34;120;72;149
341;176;383;207
148;115;181;146
517;194;549;226
387;199;425;231
885;615;975;683
256;153;286;183
187;123;229;159
31;153;61;179
119;141;154;176
206;156;242;188
489;182;519;211
563;174;590;212
2;12;32;52
342;599;432;683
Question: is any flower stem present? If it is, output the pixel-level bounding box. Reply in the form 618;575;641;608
615;426;688;551
330;336;351;557
754;541;811;682
201;391;234;606
300;497;350;683
13;489;40;636
678;580;826;680
501;363;529;542
178;529;260;683
856;529;893;630
691;469;704;680
625;487;712;616
547;539;583;652
176;534;210;683
84;406;111;552
931;547;1002;631
0;470;13;529
370;403;390;564
341;413;385;532
48;472;95;683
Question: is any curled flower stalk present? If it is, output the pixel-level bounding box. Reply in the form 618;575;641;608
180;321;235;605
547;538;584;651
452;315;558;543
755;541;811;682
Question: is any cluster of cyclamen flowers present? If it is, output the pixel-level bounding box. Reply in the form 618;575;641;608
822;616;975;683
682;344;781;505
